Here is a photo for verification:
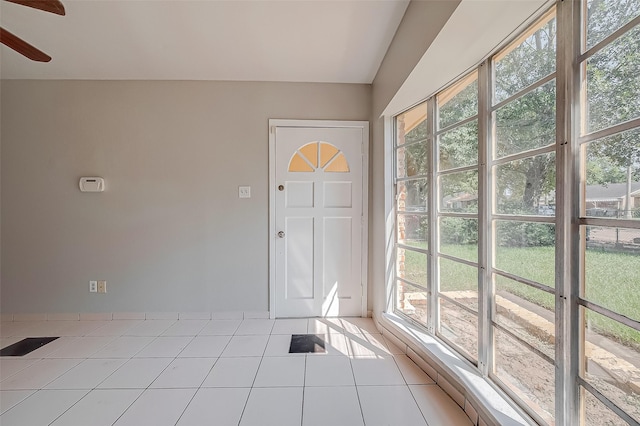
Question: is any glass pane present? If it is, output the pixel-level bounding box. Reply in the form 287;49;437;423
584;128;640;220
397;141;429;178
585;24;640;134
438;120;478;171
495;79;556;159
439;298;478;360
439;217;478;263
324;152;349;172
495;220;556;288
582;308;640;423
495;152;556;216
397;179;428;213
583;386;630;426
398;247;427;287
439;257;478;311
495;275;555;359
398;214;428;250
319;142;339;168
289;152;314;172
438;72;478;129
439;170;478;213
493;11;556;104
299;142;319;168
396;280;428;326
584;226;640;323
585;0;640;51
397;102;428;146
493;327;555;424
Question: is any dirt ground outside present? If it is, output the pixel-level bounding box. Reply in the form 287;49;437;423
400;292;640;425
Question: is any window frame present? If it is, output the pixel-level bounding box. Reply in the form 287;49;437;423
390;1;640;424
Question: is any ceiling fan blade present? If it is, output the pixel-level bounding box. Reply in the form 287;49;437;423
4;0;65;16
0;27;51;62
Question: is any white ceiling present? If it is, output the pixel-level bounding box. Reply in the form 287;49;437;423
384;0;553;116
0;0;409;82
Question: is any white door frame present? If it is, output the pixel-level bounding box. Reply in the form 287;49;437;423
268;119;369;319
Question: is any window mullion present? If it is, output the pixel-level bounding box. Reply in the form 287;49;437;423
427;97;438;335
477;59;492;377
556;0;582;424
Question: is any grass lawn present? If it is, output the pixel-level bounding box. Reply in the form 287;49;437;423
401;242;640;348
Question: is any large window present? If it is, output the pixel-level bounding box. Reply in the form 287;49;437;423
490;9;558;425
436;71;480;361
391;1;640;425
578;1;640;424
395;103;429;324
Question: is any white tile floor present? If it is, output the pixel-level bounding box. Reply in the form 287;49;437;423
0;318;473;426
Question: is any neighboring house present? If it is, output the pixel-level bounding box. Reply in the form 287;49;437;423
442;192;478;211
585;182;640;216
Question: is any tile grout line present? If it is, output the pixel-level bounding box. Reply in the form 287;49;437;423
3;318;398;426
349;354;367;425
230;319;272;425
0;357;44;384
392;354;431;425
45;389;92;426
91;329;199;425
301;354;307;426
51;331;188;425
170;330;232;426
42;335;128;426
42;322;179;425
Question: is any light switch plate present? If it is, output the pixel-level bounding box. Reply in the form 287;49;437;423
97;280;107;294
89;281;98;293
239;186;251;198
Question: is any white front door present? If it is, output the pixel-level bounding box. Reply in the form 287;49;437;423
270;122;367;318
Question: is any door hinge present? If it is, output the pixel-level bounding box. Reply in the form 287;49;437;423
270;126;276;134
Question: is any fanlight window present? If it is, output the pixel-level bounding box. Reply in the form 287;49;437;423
289;142;350;173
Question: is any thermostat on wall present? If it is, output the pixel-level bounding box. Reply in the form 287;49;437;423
79;177;105;192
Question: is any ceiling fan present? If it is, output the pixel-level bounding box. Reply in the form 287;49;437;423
0;0;65;62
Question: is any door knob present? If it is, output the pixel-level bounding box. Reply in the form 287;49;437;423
278;231;285;238
278;185;284;191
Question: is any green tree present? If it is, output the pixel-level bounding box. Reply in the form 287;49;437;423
494;16;557;213
585;0;640;217
586;153;628;185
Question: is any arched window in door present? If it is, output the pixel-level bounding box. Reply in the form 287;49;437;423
288;141;350;173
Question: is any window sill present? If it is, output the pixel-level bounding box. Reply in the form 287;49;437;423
375;312;535;426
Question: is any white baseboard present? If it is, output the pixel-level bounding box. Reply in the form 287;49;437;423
145;312;179;320
47;313;80;321
2;311;271;321
112;312;146;320
178;312;212;320
375;312;532;426
243;311;270;319
211;311;244;320
13;313;47;321
79;313;113;321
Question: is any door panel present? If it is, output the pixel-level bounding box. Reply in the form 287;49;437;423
323;182;352;208
286;182;314;208
285;217;315;300
323;217;352;299
274;125;364;318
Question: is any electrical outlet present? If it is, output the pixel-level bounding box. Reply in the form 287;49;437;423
89;281;98;293
239;186;251;198
97;280;107;294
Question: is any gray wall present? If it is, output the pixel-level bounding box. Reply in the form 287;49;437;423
370;0;460;315
1;80;370;314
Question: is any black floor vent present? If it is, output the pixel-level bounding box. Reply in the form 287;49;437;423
289;334;326;354
0;337;60;357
